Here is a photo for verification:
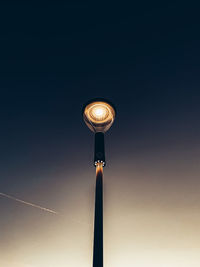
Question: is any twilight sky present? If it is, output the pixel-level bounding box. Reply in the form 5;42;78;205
0;2;200;267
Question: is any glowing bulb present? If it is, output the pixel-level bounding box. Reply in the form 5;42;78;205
90;104;109;122
83;99;116;133
93;107;104;117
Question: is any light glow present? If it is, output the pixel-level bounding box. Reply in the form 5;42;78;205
96;162;104;175
90;104;109;121
83;100;115;132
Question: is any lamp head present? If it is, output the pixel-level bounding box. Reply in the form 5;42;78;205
82;98;116;133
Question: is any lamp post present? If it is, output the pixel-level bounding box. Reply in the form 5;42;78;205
82;98;116;267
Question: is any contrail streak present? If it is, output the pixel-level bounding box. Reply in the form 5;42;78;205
0;192;92;226
0;192;57;214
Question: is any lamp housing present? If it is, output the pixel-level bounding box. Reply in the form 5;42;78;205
82;98;116;167
82;98;116;133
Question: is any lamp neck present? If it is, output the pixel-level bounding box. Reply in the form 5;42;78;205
94;132;105;167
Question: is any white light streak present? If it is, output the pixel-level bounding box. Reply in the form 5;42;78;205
0;192;57;214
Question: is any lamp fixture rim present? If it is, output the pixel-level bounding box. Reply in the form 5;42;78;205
82;98;117;117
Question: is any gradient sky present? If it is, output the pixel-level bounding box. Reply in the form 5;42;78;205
0;2;200;267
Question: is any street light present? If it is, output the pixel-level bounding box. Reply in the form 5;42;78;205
82;98;116;267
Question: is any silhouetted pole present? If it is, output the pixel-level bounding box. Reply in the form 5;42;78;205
93;163;103;267
82;99;116;267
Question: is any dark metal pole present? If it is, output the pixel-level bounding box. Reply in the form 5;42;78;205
94;132;105;166
93;164;103;267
